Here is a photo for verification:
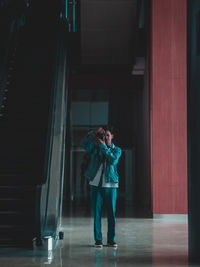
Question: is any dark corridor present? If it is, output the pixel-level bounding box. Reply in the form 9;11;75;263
63;0;151;218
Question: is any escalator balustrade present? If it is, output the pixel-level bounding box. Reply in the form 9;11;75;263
0;3;68;247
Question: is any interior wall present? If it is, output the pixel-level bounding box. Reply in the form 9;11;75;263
151;0;187;214
188;0;200;261
135;70;151;215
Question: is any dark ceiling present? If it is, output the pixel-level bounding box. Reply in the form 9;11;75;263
80;0;138;66
0;0;147;71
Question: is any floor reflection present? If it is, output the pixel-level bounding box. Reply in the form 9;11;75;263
94;248;118;267
94;249;104;267
0;216;188;267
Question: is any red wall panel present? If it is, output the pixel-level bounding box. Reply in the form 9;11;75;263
152;0;187;213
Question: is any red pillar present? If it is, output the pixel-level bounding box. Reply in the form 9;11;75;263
151;0;187;214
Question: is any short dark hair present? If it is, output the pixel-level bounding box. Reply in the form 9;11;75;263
102;125;114;135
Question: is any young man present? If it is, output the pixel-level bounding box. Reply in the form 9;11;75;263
81;126;121;248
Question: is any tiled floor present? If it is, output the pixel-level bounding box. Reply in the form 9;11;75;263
0;215;191;267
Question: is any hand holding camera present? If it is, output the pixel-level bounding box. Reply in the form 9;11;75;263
93;127;105;144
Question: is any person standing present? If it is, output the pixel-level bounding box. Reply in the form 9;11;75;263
81;126;121;248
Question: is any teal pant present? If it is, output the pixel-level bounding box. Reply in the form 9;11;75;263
90;186;117;242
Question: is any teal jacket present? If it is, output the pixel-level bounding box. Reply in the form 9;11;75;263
80;131;122;183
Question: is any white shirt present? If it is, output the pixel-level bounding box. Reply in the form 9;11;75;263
89;163;118;188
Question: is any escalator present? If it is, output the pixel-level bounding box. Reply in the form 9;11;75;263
0;2;69;247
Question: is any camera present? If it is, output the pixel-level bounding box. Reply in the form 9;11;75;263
96;132;105;140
